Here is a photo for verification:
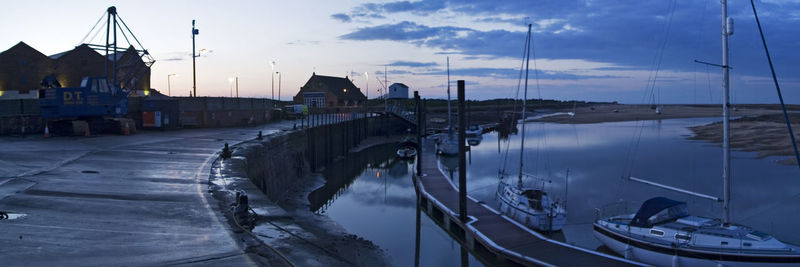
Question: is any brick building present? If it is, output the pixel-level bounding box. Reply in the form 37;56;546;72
0;41;151;100
293;73;367;107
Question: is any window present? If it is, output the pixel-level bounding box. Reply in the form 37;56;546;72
675;233;691;241
650;229;665;236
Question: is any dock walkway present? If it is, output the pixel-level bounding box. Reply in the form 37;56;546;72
415;140;642;266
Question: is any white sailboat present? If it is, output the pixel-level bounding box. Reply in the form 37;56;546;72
593;1;800;265
436;56;458;155
496;24;566;232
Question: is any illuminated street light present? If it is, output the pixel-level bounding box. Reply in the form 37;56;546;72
167;73;176;96
276;71;281;102
270;61;276;105
228;77;234;97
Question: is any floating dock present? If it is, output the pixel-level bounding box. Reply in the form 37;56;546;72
414;140;643;266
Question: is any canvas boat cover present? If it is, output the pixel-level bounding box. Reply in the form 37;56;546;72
630;197;689;227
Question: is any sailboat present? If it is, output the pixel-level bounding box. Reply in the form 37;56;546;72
495;24;566;232
593;1;800;265
436;57;459;155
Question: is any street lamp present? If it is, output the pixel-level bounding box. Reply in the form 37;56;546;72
167;73;176;96
270;61;276;104
192;20;199;97
228;77;234;97
365;72;369;100
276;71;282;103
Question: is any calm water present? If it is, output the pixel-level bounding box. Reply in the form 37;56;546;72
309;143;482;267
313;117;800;263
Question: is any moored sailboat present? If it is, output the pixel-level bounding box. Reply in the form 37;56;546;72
496;24;566;232
593;1;800;265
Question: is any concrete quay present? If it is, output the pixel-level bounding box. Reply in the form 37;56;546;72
0;121;295;266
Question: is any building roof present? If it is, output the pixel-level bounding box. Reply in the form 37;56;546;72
390;83;408;88
306;73;366;100
0;41;49;59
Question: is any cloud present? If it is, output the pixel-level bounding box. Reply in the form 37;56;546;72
331;13;352;23
339;0;800;77
286;40;320;45
417;67;625;80
387;61;438;67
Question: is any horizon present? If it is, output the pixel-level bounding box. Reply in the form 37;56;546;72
2;0;799;104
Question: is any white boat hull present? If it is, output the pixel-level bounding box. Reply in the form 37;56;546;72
593;223;800;267
499;200;566;232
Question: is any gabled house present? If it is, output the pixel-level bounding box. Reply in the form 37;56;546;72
293;73;366;107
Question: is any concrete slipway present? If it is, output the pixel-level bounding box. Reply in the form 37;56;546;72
0;121;297;266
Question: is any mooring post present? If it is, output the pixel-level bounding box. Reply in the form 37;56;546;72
458;80;467;222
415;91;422;177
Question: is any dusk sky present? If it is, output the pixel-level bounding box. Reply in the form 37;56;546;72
2;0;800;103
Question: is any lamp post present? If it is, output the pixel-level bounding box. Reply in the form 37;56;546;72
365;72;369;100
228;77;234;97
276;71;281;103
235;76;239;98
270;61;276;104
192;20;199;97
167;73;176;96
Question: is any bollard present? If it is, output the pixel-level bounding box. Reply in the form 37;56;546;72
257;131;263;140
221;143;232;159
44;124;50;138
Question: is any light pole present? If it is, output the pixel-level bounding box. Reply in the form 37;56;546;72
365;72;369;100
228;77;234;97
192;20;199;97
276;71;281;103
235;76;239;98
270;61;276;105
167;73;176;96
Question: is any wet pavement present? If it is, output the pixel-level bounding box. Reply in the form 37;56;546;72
0;121;295;266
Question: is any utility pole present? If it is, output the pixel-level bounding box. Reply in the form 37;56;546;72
192;20;199;97
235;76;239;98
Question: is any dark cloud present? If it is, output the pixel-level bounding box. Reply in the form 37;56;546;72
418;67;625;80
339;1;800;77
387;61;438;67
331;13;351;23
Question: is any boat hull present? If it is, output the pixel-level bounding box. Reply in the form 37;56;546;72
496;183;566;232
593;223;800;267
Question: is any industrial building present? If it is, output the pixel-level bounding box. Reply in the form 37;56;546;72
0;41;151;100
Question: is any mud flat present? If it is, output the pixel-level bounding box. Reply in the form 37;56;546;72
534;104;783;124
689;113;800;166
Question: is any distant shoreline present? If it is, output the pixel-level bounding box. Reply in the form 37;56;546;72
532;104;799;166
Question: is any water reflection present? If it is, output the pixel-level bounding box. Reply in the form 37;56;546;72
463;118;800;251
311;142;482;266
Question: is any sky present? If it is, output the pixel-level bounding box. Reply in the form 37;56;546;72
2;0;800;104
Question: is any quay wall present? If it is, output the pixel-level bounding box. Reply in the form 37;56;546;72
242;114;413;201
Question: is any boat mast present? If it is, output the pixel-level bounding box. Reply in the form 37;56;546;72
447;57;453;137
721;0;732;225
518;24;532;188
